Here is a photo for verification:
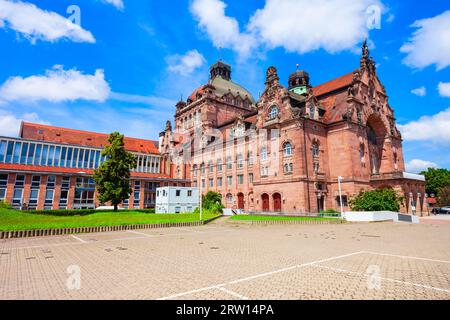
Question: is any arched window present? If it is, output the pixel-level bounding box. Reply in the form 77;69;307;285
192;164;198;177
226;193;233;204
200;163;205;174
360;144;365;163
312;143;319;157
269;105;279;119
283;142;292;156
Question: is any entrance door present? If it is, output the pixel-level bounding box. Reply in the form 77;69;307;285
237;193;244;210
273;193;282;212
262;194;269;211
317;197;324;212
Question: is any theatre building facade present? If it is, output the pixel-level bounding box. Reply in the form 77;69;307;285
160;42;427;215
0;123;188;210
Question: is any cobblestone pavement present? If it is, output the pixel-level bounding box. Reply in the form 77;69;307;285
1;220;449;300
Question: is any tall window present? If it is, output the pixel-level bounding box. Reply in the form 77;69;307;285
237;154;244;168
237;174;244;185
312;143;319;157
269;105;279;119
227;176;233;186
248;151;254;166
226;193;233;204
226;156;233;170
217;159;223;172
260;147;268;161
217;177;223;187
0;174;8;201
192;164;198;177
283;142;292;156
208;160;214;173
248;173;254;184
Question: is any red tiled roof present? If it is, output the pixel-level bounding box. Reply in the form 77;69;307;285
427;198;437;204
312;72;354;97
0;163;172;179
20;122;160;154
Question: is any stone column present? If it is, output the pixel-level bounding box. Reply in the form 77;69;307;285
417;193;422;216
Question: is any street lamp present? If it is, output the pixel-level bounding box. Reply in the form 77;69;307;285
338;176;344;216
199;176;203;221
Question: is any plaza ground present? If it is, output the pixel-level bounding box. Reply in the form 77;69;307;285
0;217;449;300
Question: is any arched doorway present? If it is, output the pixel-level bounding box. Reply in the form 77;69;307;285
237;193;245;210
261;193;270;211
273;193;282;212
366;114;387;175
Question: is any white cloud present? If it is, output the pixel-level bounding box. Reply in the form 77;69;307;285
0;0;95;43
248;0;383;54
166;50;206;76
190;0;256;57
438;82;450;98
102;0;124;10
400;10;450;70
191;0;384;57
0;66;111;103
0;110;49;137
411;86;426;97
398;108;450;145
405;159;438;174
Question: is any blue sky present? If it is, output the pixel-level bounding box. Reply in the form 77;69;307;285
0;0;449;172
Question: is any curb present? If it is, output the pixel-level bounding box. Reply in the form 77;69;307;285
0;219;219;240
250;219;345;226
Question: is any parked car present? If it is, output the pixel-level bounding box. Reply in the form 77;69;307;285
432;206;450;214
439;206;450;214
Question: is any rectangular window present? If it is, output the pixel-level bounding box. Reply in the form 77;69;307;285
67;148;73;168
0;188;6;200
237;155;244;168
0;140;7;162
13;188;23;208
6;141;14;163
0;174;8;187
41;145;48;166
34;144;42;166
187;190;192;197
89;150;95;169
73;148;79;168
61;176;70;189
27;143;35;165
47;145;55;166
31;176;41;188
47;175;56;189
227;176;232;186
237;174;244;185
54;146;61;167
336;196;348;207
94;151;101;169
20;142;28;164
83;149;89;168
29;189;39;210
217;159;223;172
217;177;222;187
248;152;254;166
12;142;21;164
44;189;54;209
175;206;181;214
60;147;67;167
202;179;205;188
226;157;232;170
59;190;69;209
209;178;214;187
78;149;85;168
15;175;25;187
176;190;181;197
248;173;254;184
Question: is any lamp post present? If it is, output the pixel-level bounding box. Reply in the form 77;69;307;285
338;176;344;216
199;176;203;222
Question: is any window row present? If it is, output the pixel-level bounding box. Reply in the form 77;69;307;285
0;139;160;173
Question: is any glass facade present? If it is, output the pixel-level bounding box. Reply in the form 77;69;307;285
0;137;161;173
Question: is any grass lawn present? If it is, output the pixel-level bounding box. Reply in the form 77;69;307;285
0;209;219;231
229;215;337;222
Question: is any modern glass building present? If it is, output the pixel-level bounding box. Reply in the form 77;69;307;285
0;122;189;210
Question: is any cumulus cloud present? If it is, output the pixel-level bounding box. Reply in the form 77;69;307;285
166;50;206;76
190;0;256;57
190;0;383;57
0;0;95;43
400;10;450;70
0;110;49;137
398;108;450;145
438;82;450;98
248;0;383;54
0;66;111;103
102;0;124;10
405;159;438;174
411;86;426;97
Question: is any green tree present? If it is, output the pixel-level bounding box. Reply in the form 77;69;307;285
349;188;403;212
437;186;450;207
202;191;224;213
420;168;450;196
93;132;137;212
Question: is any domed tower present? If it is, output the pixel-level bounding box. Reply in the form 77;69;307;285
288;64;311;95
210;60;231;81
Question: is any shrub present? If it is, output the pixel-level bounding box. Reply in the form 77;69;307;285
202;191;224;213
349;188;403;212
0;200;12;210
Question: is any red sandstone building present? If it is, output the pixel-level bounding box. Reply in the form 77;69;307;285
159;43;427;215
0;43;427;215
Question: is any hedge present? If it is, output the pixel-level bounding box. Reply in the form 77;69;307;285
11;208;156;216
